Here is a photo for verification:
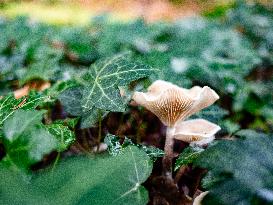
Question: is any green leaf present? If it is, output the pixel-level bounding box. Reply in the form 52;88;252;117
194;134;273;205
43;80;79;104
53;118;79;129
149;16;261;95
81;54;156;112
0;92;48;128
80;108;109;129
261;106;273;125
235;129;267;139
175;146;204;171
20;59;59;84
0;146;152;205
104;133;122;156
201;171;227;190
19;44;63;84
22;91;50;109
190;105;228;123
221;120;240;134
104;134;164;161
58;86;83;116
58;87;109;128
46;124;75;152
58;55;155;128
3;110;44;141
138;144;164;162
2;110;57;169
0;94;21;128
61;28;99;64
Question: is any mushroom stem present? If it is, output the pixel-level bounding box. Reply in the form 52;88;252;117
162;126;175;179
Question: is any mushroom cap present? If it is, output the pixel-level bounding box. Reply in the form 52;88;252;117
132;80;219;126
173;119;221;145
193;191;209;205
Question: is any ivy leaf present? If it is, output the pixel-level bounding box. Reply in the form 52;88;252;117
81;54;156;112
0;94;20;128
194;134;273;205
104;133;122;156
138;144;165;162
59;55;155;128
2;110;57;170
80;108;109;129
201;171;228;190
58;86;83;116
19;43;63;84
234;129;267;139
221;120;240;134
58;87;109;128
0;92;48;128
53;118;79;129
20;59;60;84
21;91;49;109
0;146;152;205
43;80;79;104
190;105;228;124
59;28;99;64
104;134;164;161
3;110;44;141
46;124;75;152
175;146;204;171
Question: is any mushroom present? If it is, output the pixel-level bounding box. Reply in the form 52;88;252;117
173;119;221;146
132;80;219;127
132;80;219;178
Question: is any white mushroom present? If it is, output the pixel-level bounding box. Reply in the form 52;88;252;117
132;80;219;126
173;119;221;146
132;80;220;178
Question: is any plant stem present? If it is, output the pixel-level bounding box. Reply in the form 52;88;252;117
96;109;102;152
174;165;188;184
51;152;60;173
162;126;175;179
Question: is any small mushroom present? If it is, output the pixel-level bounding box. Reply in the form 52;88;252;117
132;80;219;126
132;80;220;178
173;119;221;146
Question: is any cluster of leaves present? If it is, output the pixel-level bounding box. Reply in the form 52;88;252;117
224;0;273;130
0;15;157;204
0;88;76;170
58;54;155;128
0;2;272;130
194;132;273;205
227;0;273;63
